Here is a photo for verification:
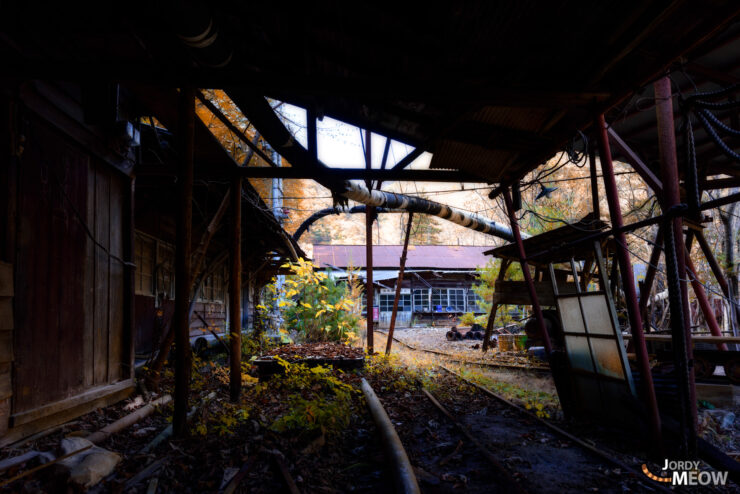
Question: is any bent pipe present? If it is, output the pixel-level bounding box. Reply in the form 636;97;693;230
292;206;399;241
226;89;520;242
342;182;521;241
360;378;421;494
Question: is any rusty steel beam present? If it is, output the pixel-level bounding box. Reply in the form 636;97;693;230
607;126;663;195
695;229;740;328
683;245;727;351
173;87;195;437
655;76;697;455
596;113;662;449
386;213;414;355
589;140;601;219
502;188;553;356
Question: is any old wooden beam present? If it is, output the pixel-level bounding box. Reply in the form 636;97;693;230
195;91;276;167
173;87;195;437
502;188;553;356
482;259;510;352
229;176;243;402
385;213;413;356
639;227;664;330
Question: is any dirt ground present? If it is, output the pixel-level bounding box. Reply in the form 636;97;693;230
1;334;738;493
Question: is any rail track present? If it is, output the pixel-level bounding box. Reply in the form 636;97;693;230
361;357;672;493
376;330;551;374
422;366;672;494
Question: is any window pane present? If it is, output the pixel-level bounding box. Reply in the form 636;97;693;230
449;289;465;311
413;289;430;312
466;290;484;312
431;288;447;309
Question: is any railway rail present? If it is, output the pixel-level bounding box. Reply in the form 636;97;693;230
376;330;550;374
427;366;673;494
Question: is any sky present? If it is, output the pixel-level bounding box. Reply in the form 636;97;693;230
277;103;433;170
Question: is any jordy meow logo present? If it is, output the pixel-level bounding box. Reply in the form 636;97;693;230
642;460;729;486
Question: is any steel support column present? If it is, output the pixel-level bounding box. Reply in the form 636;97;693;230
596;114;662;448
386;213;414;355
173;87;195;436
654;76;696;455
502;188;553;355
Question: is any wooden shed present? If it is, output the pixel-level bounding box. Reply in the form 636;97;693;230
0;81;136;445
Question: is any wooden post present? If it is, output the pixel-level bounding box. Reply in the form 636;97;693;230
654;76;696;455
173;87;195;437
639;227;664;330
482;259;510;352
229;177;242;402
596;113;662;450
386;213;413;355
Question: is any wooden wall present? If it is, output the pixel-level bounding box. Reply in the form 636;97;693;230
0;262;12;436
5;91;133;436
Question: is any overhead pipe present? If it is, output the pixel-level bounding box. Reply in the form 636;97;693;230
224;89;521;242
342;182;521;242
292;206;399;242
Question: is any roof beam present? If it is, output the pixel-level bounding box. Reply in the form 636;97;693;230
447;122;553;152
238;167;484;182
607;126;663;193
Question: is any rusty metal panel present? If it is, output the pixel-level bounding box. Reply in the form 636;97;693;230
590;338;625;380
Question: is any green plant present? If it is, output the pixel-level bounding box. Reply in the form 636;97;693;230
459;312;476;326
259;258;361;343
267;358;356;436
470;258;523;328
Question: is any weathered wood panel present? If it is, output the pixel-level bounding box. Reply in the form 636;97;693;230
0;363;11;400
13;110;127;416
0;331;12;363
56;150;88;400
0;298;12;330
0;262;12;297
108;178;124;382
15;115;60;412
84;160;95;387
93;167;110;385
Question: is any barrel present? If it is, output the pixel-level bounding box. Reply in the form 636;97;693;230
498;334;515;351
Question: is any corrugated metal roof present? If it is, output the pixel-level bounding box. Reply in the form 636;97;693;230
313;244;491;270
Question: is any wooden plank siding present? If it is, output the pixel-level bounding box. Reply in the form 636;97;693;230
11;106;130;425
